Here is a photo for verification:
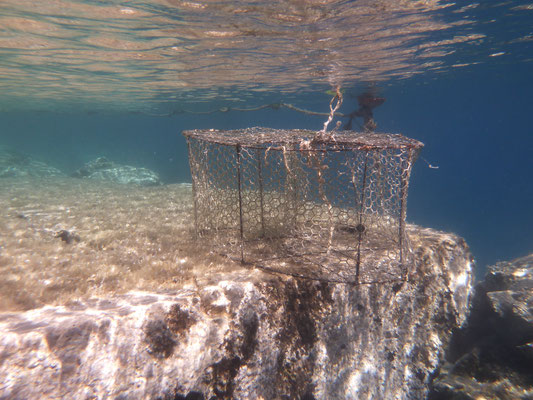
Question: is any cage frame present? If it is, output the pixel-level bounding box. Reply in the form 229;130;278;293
183;127;423;285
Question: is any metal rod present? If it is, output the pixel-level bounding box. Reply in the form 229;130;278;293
257;149;265;237
399;148;414;281
355;151;369;283
236;144;245;263
283;148;298;230
187;138;199;237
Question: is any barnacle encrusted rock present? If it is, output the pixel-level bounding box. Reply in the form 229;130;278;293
0;226;472;399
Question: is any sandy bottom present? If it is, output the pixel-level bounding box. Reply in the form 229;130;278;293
0;177;249;312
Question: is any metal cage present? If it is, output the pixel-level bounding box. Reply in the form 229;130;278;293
183;128;423;284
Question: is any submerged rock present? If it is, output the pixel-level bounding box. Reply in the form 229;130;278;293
71;156;114;177
71;156;161;186
429;253;533;400
0;227;473;399
0;146;65;178
88;165;162;186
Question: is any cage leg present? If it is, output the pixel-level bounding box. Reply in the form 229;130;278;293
257;149;265;238
187;139;200;238
399;148;415;281
236;144;245;263
354;151;369;283
283;147;298;230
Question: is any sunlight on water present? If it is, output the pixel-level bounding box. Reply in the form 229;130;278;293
3;0;531;112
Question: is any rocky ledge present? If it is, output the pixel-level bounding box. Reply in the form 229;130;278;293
0;227;473;400
429;253;533;400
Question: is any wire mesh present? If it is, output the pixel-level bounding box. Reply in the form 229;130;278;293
183;128;423;284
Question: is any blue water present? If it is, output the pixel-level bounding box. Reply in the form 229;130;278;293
1;1;532;279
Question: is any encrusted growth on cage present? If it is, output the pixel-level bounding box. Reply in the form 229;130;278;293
184;128;423;284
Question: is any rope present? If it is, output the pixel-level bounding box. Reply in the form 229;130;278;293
140;102;348;118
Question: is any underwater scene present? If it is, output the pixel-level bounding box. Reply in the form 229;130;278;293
0;1;532;399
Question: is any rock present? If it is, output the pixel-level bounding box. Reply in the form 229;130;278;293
429;253;533;400
71;156;114;177
0;227;473;399
88;165;162;186
55;229;81;244
71;156;161;186
0;146;65;178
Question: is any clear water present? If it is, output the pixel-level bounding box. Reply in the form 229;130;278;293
1;0;532;280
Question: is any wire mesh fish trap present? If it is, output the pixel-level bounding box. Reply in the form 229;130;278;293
183;128;423;284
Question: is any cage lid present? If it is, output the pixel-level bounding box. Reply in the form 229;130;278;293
182;127;424;151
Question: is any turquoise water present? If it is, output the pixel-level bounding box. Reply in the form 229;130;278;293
1;0;532;278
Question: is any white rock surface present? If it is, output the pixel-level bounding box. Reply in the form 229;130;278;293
0;226;473;400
